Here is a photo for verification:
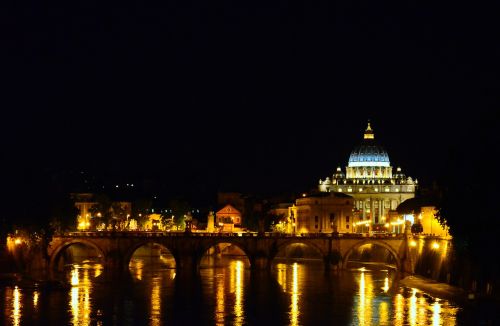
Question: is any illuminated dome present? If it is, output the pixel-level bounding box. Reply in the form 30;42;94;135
348;122;390;167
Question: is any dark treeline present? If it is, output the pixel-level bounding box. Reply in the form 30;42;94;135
437;110;500;296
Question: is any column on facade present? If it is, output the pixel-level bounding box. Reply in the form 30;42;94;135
370;197;374;224
379;199;383;223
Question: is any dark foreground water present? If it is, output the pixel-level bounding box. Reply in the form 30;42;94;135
0;257;495;325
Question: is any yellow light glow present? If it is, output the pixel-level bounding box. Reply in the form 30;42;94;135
409;288;418;326
14;238;22;245
432;299;441;326
410;240;417;247
432;242;440;250
70;286;79;325
358;269;375;325
382;276;389;292
71;268;79;286
234;260;244;326
215;269;225;325
33;291;39;309
291;262;299;326
394;293;404;325
150;277;161;326
13;286;21;326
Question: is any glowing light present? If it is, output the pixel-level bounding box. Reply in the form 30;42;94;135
291;262;299;326
215;270;225;325
14;238;22;245
432;242;440;250
13;286;21;326
409;288;418;326
382;276;389;292
71;268;79;286
432;299;441;326
70;286;79;325
410;240;417;247
394;293;404;326
33;291;39;309
355;220;371;226
234;261;244;326
150;277;161;326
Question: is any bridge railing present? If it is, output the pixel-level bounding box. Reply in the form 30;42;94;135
63;231;408;239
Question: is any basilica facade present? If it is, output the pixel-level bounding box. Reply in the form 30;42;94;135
318;122;417;232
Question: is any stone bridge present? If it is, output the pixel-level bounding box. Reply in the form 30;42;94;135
47;231;418;275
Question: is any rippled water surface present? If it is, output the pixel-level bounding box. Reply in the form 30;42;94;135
0;257;487;325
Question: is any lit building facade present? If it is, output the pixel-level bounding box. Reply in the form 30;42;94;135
318;122;417;232
216;204;242;232
287;193;354;234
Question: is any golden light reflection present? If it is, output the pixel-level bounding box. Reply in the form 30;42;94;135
358;271;365;326
379;301;389;324
357;270;373;326
71;286;79;325
215;272;225;325
234;260;244;326
394;293;404;326
432;299;441;326
94;264;103;278
69;265;95;326
33;291;39;310
291;262;299;326
409;288;418;326
150;277;161;326
71;268;79;286
13;286;21;326
276;263;287;291
382;276;389;292
418;296;428;325
132;259;144;280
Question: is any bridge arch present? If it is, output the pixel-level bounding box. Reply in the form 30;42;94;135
198;239;252;268
342;240;401;270
123;241;178;271
50;239;105;271
271;239;327;264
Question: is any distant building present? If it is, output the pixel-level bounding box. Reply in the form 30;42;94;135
318;122;417;233
287;193;354;234
71;193;132;230
216;204;242;232
419;206;449;237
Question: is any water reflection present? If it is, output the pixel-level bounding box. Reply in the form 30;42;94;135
356;268;373;325
150;276;161;326
13;286;21;326
234;260;244;326
68;264;95;326
32;291;39;310
205;259;247;326
275;262;302;326
129;256;176;326
1;259;466;325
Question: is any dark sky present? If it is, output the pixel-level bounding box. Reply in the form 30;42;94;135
2;0;499;202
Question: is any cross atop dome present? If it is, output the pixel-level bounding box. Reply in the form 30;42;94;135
364;120;374;139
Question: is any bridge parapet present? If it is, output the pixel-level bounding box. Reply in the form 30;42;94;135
47;232;433;276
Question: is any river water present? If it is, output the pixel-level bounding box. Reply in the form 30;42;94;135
0;256;486;325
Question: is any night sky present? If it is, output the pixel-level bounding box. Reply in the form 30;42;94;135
2;0;499;216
